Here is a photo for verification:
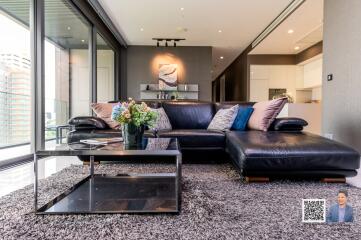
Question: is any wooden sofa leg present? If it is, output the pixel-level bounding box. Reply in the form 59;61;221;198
245;176;270;183
321;178;346;183
83;161;100;166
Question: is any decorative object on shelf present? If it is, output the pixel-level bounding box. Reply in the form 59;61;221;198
140;83;199;100
269;88;286;100
272;92;294;103
159;63;177;90
111;98;157;146
146;85;150;90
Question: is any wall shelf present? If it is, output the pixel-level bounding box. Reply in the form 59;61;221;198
140;84;199;100
141;90;199;93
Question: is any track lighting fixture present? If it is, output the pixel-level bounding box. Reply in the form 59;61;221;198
152;38;185;47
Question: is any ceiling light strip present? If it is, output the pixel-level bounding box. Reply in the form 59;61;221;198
251;0;305;49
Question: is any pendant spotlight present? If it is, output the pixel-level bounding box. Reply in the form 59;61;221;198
152;38;185;47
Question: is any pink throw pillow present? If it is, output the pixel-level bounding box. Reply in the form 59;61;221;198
247;97;288;131
91;103;120;129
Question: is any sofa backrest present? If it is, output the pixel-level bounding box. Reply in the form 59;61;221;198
162;101;215;129
110;100;255;129
215;101;255;111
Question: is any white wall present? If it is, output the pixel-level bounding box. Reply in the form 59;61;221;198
97;50;114;102
250;65;297;102
296;55;323;102
70;49;90;117
70;49;114;117
303;57;323;88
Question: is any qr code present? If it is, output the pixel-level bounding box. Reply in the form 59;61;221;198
302;199;326;223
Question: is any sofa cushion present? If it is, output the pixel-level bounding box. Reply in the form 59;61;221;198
162;102;215;129
91;102;120;129
248;97;287;131
208;105;238;131
226;131;360;171
150;107;172;130
157;129;225;148
231;106;254;131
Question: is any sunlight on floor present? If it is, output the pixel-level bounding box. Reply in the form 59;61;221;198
0;156;81;197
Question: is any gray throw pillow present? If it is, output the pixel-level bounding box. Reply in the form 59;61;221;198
207;105;239;131
151;107;172;130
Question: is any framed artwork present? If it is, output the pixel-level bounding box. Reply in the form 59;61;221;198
158;63;178;90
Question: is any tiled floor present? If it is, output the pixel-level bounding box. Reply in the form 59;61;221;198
0;157;360;198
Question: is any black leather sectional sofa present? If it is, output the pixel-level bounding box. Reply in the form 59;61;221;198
68;101;360;180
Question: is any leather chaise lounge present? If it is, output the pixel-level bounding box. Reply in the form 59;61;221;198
67;101;360;181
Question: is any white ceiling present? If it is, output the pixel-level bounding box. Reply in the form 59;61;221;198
250;0;324;54
98;0;292;79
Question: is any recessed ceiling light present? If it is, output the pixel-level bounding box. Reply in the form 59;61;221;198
180;7;184;11
81;39;85;43
140;28;144;31
220;56;224;60
218;30;222;33
288;29;294;34
294;46;300;50
67;26;71;30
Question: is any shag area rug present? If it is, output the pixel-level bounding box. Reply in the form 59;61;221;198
0;163;361;240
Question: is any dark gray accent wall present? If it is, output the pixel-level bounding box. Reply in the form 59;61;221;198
126;46;212;101
323;0;361;152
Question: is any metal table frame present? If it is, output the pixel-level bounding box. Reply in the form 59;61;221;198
34;139;182;214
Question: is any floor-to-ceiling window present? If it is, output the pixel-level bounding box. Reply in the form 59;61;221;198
96;32;115;102
44;0;91;144
0;1;31;162
0;0;124;197
0;0;123;170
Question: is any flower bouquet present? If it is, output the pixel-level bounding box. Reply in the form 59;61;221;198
111;98;157;146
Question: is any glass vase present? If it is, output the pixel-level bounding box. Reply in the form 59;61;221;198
121;123;145;146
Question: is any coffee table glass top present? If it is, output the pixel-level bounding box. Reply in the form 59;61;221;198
36;138;180;156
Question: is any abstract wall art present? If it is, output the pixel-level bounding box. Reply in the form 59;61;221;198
158;63;178;90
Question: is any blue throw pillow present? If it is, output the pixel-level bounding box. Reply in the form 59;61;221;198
231;106;254;130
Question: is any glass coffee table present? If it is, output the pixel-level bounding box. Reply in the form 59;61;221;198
34;138;181;214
